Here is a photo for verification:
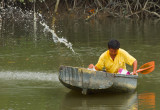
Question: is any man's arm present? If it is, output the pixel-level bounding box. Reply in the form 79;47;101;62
132;60;137;75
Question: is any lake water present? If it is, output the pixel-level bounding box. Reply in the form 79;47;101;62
0;8;160;110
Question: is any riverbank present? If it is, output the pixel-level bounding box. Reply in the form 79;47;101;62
0;0;160;21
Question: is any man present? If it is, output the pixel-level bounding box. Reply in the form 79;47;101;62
88;40;138;75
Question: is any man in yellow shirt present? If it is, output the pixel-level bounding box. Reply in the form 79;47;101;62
88;40;138;75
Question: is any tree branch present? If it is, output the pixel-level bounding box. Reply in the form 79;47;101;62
143;9;160;18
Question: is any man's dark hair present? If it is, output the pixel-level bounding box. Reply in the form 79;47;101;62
108;40;120;49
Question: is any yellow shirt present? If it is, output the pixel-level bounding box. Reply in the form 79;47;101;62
95;48;136;73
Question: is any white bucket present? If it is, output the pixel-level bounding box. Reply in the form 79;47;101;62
118;68;130;75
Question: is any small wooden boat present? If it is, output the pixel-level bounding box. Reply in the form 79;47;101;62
59;65;138;95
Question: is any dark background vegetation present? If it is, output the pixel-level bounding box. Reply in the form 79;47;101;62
0;0;160;20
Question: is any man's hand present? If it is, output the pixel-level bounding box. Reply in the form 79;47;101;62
132;72;138;75
88;64;100;71
88;64;95;69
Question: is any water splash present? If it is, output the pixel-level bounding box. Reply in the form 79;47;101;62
1;5;75;53
1;5;34;21
39;14;75;53
0;71;59;82
39;13;84;65
1;5;83;65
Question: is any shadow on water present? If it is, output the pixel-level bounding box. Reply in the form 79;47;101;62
60;91;138;110
60;91;156;110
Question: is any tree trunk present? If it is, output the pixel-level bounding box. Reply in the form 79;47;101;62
73;0;77;9
65;0;69;11
1;0;4;8
54;0;60;13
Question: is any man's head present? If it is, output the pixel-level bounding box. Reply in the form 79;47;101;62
108;40;120;57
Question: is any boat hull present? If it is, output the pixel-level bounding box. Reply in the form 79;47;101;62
59;66;138;94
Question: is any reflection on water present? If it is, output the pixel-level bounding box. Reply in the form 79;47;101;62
61;91;138;110
60;91;156;110
0;15;2;31
138;92;155;110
